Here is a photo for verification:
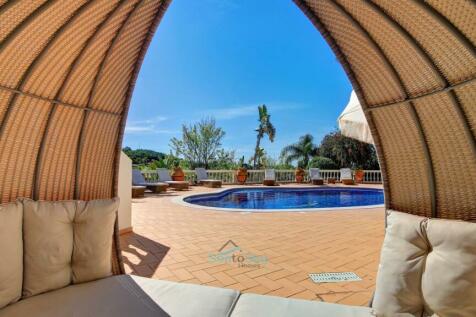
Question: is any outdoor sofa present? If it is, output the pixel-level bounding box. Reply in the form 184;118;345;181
132;170;168;193
157;168;189;190
1;199;474;316
195;168;222;188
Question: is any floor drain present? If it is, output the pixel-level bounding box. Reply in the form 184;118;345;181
309;272;362;283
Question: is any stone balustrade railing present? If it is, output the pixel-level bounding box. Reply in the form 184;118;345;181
140;169;382;184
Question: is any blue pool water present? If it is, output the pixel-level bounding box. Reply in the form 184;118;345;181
184;187;384;211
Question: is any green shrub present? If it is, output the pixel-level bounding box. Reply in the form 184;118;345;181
309;156;338;169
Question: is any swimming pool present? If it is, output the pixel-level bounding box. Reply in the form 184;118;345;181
181;187;384;211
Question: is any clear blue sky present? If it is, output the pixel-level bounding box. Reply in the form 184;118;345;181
124;0;352;159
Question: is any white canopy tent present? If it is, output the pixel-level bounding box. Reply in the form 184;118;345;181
338;90;374;144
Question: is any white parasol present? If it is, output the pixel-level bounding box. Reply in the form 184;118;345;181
338;90;374;144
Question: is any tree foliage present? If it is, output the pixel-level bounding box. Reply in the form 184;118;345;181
318;131;379;169
125;124;380;171
122;147;165;165
208;149;237;169
170;118;226;169
309;156;338;169
280;134;319;168
123;148;183;170
249;147;268;169
253;105;276;168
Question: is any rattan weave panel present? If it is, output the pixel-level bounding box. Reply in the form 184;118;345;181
36;105;83;201
77;112;121;201
22;0;121;99
0;96;50;203
336;0;444;98
60;0;139;107
308;0;405;106
427;0;476;47
0;90;11;124
0;0;47;43
372;105;432;217
0;1;86;88
454;81;476;136
373;0;476;85
414;93;476;221
92;0;161;113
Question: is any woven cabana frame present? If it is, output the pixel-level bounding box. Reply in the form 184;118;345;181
0;0;475;274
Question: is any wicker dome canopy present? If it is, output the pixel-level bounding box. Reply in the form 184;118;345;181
0;0;475;221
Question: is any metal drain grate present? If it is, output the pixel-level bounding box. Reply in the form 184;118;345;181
309;272;362;283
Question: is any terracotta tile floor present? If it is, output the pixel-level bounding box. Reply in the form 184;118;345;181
120;184;385;306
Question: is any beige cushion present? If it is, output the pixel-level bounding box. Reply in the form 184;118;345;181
23;200;75;297
373;210;476;317
22;198;119;297
423;218;476;316
72;198;119;283
373;211;427;316
0;202;23;309
230;293;373;317
0;275;240;317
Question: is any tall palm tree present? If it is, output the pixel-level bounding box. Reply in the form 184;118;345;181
253;147;266;169
280;134;318;168
253;105;275;168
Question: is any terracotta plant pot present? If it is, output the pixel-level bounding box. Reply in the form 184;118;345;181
171;167;185;181
354;169;364;184
295;168;305;183
236;168;248;184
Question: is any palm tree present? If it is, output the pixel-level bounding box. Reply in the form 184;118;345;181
252;105;276;168
253;147;266;169
280;134;318;168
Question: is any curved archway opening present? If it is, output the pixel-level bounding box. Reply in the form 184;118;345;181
124;0;354;166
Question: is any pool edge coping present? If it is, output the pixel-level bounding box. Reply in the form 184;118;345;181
172;186;384;213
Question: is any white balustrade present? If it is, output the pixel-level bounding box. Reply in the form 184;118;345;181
363;170;382;183
137;169;382;184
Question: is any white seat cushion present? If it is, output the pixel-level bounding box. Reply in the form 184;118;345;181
373;210;476;317
0;275;240;317
0;202;23;309
230;293;373;317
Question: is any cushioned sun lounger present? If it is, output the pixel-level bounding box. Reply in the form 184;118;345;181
195;168;222;188
309;168;324;185
340;168;355;185
263;169;276;186
132;170;168;193
157;168;189;190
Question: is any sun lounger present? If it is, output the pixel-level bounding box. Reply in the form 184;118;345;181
131;186;146;198
157;168;189;190
309;168;324;185
195;168;222;188
263;169;276;186
340;168;355;185
132;170;168;193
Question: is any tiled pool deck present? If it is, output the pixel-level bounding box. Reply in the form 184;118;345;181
120;184;384;306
